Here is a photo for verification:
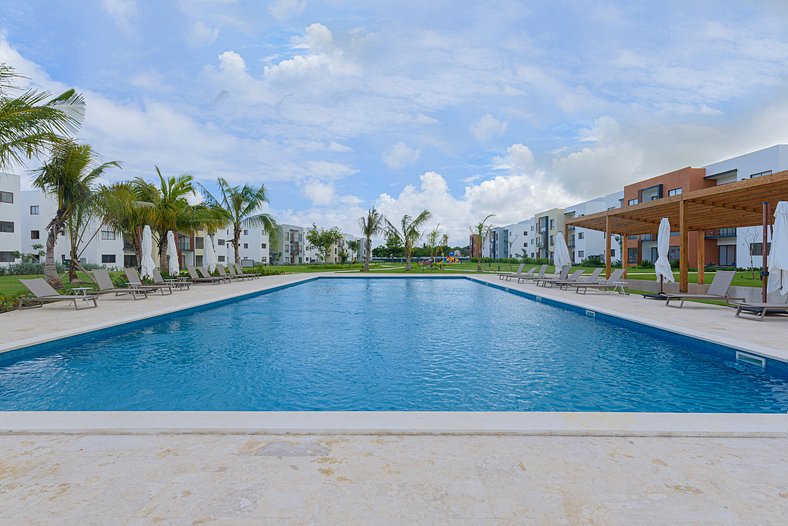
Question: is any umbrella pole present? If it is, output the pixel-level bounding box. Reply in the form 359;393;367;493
659;275;664;295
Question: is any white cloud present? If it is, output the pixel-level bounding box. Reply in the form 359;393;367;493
188;21;219;47
382;142;421;170
470;113;508;142
100;0;137;37
268;0;306;22
217;50;248;76
302;180;336;205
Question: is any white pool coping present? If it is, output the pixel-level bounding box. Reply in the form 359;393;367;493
2;411;786;437
1;272;786;437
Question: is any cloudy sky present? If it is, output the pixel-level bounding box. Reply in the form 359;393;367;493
2;0;788;244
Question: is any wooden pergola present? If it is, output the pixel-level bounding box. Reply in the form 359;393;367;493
565;170;788;293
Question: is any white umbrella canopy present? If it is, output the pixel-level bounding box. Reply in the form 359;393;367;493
654;217;675;285
166;230;180;276
553;232;571;270
205;234;217;272
767;201;788;296
140;225;157;279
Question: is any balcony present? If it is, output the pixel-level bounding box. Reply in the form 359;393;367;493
640;234;654;242
705;228;737;239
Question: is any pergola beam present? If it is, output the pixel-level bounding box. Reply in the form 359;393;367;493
691;198;761;215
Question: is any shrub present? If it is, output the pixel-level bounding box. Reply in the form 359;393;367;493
0;291;29;313
636;260;655;269
580;255;605;267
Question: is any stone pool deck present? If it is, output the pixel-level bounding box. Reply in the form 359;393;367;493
1;272;787;523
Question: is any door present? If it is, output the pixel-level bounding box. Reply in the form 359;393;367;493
719;245;736;267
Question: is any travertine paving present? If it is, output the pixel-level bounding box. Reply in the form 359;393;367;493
1;433;787;524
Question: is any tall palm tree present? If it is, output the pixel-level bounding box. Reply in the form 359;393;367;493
199;178;277;265
32;141;121;287
385;210;432;271
358;208;384;272
133;167;227;270
471;214;495;271
0;64;85;170
94;182;153;268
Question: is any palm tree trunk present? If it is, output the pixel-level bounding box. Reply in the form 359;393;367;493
405;241;412;271
44;226;61;288
477;254;482;272
69;242;79;283
234;225;241;266
158;232;168;270
363;237;371;272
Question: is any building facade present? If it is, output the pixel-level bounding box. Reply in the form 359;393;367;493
0;172;21;266
533;208;565;261
565;191;623;264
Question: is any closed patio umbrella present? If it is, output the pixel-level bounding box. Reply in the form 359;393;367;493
166;230;180;276
140;225;156;280
767;201;788;296
654;217;675;295
205;234;217;273
553;232;571;270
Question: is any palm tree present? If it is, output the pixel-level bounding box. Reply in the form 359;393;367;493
425;224;442;267
199;178;277;266
346;239;360;264
471;214;495;271
133;167;227;270
385;210;432;271
94;182;153;268
358;208;384;272
0;64;85;170
32;141;121;287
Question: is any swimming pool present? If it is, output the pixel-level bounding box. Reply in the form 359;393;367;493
1;277;787;412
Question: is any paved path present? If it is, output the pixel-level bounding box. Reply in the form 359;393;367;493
2;433;787;524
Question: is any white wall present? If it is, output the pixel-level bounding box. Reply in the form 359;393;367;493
704;144;788;268
0;172;22;266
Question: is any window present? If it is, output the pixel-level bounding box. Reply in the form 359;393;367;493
195;237;204;249
101;254;116;263
578;251;585;258
530;226;534;231
611;249;616;257
750;170;771;179
100;230;116;240
627;248;639;264
0;191;13;204
0;251;14;262
668;188;682;196
29;205;39;215
30;230;39;240
261;243;267;249
243;243;248;249
217;239;225;246
261;256;267;263
577;232;584;240
0;221;14;233
549;219;555;230
750;243;771;256
668;246;680;261
243;229;248;236
628;198;639;206
549;235;554;246
719;245;736;266
218;255;225;262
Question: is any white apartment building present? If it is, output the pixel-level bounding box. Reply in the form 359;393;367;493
703;144;788;269
271;224;306;265
0;172;21;266
221;227;271;266
565;191;623;264
505;219;534;260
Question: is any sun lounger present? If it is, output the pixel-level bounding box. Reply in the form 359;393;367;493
152;268;191;291
555;268;603;290
234;263;261;278
536;266;571;287
571;268;628;294
517;264;548;284
226;265;254;281
506;266;535;282
734;294;788;321
217;265;249;282
18;278;98;310
124;268;173;295
498;263;525;280
664;271;744;308
186;264;224;284
92;268;148;299
199;266;231;283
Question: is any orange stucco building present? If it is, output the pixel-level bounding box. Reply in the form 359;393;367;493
622;167;719;267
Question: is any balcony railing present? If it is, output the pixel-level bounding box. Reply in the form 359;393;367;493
705;228;737;239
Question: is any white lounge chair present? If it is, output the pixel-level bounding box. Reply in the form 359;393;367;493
18;279;98;310
734;294;788;321
517;264;548;284
93;268;148;299
125;268;173;295
186;264;223;284
498;263;525;280
571;268;628;294
152;268;191;291
664;271;744;308
536;266;571;287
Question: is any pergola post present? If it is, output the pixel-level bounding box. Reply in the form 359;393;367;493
605;215;612;279
697;230;705;285
679;199;689;292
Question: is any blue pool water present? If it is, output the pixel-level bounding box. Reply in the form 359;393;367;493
1;278;787;412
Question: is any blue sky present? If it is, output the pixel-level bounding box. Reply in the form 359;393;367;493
2;0;788;243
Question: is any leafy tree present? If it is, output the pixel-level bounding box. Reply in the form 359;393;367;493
385;210;431;271
94;182;153;269
306;224;342;263
132;167;226;270
471;214;495;271
346;239;360;264
198;177;277;265
358;208;384;271
0;64;85;170
32;141;120;287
